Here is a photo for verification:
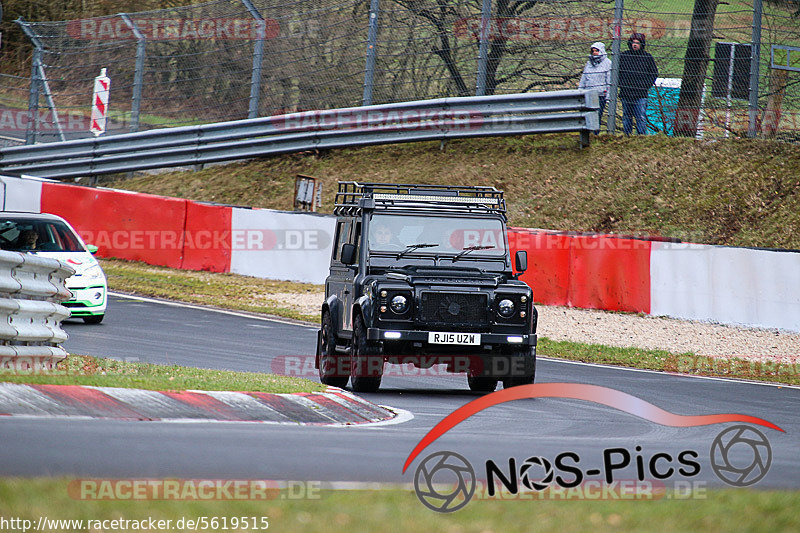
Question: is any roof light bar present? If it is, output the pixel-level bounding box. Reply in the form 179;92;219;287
372;193;500;205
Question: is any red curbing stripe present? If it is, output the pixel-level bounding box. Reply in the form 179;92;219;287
247;392;331;424
296;393;372;423
159;391;252;421
31;384;150;420
328;391;394;419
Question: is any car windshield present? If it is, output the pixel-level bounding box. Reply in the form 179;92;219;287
368;214;506;256
0;218;85;252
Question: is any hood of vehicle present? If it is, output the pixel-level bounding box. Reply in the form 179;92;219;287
383;266;505;288
31;251;105;279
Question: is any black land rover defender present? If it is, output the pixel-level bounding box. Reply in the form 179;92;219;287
315;182;537;393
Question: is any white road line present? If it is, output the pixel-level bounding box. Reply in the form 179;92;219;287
109;292;317;329
541;356;800;390
112;293;798;393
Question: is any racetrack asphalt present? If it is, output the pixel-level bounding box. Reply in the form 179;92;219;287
0;294;796;490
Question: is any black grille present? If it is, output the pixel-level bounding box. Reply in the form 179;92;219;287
419;292;488;328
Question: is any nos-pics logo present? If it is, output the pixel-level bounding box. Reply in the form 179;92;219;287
404;384;783;513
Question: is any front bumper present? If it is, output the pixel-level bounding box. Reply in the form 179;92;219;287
367;327;536;347
63;285;107;316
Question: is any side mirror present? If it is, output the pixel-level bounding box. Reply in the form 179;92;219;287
515;250;527;273
86;244;99;255
341;243;357;265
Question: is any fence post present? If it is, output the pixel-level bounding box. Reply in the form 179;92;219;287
606;0;624;134
241;0;266;119
25;46;42;145
120;14;146;133
18;19;41;145
747;0;763;138
18;19;65;142
475;0;492;96
362;0;380;106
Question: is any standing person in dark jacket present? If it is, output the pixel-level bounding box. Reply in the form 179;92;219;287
618;32;658;135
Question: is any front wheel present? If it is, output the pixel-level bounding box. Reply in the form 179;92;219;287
350;315;382;393
319;312;349;388
502;346;537;389
83;314;104;324
467;376;498;393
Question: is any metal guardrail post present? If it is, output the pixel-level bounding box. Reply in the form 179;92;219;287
747;0;763;138
18;18;65;143
606;0;624;134
362;0;380;106
475;0;492;96
120;14;146;133
241;0;266;119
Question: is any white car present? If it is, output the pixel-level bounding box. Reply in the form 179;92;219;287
0;212;107;324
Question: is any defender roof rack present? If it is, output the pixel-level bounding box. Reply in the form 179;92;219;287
334;182;506;217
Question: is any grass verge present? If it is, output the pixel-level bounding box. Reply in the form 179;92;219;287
102;258;799;387
104;134;800;250
1;479;799;533
0;355;323;394
101;258;320;322
538;338;800;387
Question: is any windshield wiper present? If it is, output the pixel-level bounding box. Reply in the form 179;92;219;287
452;245;494;262
397;243;438;259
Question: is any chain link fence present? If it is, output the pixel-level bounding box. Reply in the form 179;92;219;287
2;0;799;144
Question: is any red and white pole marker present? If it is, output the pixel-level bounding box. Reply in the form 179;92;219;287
90;68;111;137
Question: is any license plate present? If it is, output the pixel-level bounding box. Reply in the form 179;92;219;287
428;332;481;345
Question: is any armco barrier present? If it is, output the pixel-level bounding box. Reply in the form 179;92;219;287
0;250;74;370
3;173;799;332
0;91;600;179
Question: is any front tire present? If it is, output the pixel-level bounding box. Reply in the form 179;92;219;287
83;314;104;324
467;376;498;393
319;312;349;388
502;346;537;389
350;315;383;393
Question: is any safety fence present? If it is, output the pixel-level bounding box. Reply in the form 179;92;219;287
3;173;799;332
0;91;600;179
0;249;74;371
1;0;798;145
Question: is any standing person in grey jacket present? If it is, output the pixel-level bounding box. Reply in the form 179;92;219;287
579;42;612;134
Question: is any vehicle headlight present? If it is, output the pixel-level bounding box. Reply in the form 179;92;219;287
83;265;105;282
498;298;515;318
390;295;408;314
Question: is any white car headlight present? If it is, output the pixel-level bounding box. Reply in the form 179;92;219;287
83;265;106;282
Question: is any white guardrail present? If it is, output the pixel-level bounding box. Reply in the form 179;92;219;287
0;250;74;370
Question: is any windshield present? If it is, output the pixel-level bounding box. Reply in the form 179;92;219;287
0;218;85;252
368;214;506;256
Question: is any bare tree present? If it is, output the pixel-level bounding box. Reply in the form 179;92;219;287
674;0;720;137
390;0;606;96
